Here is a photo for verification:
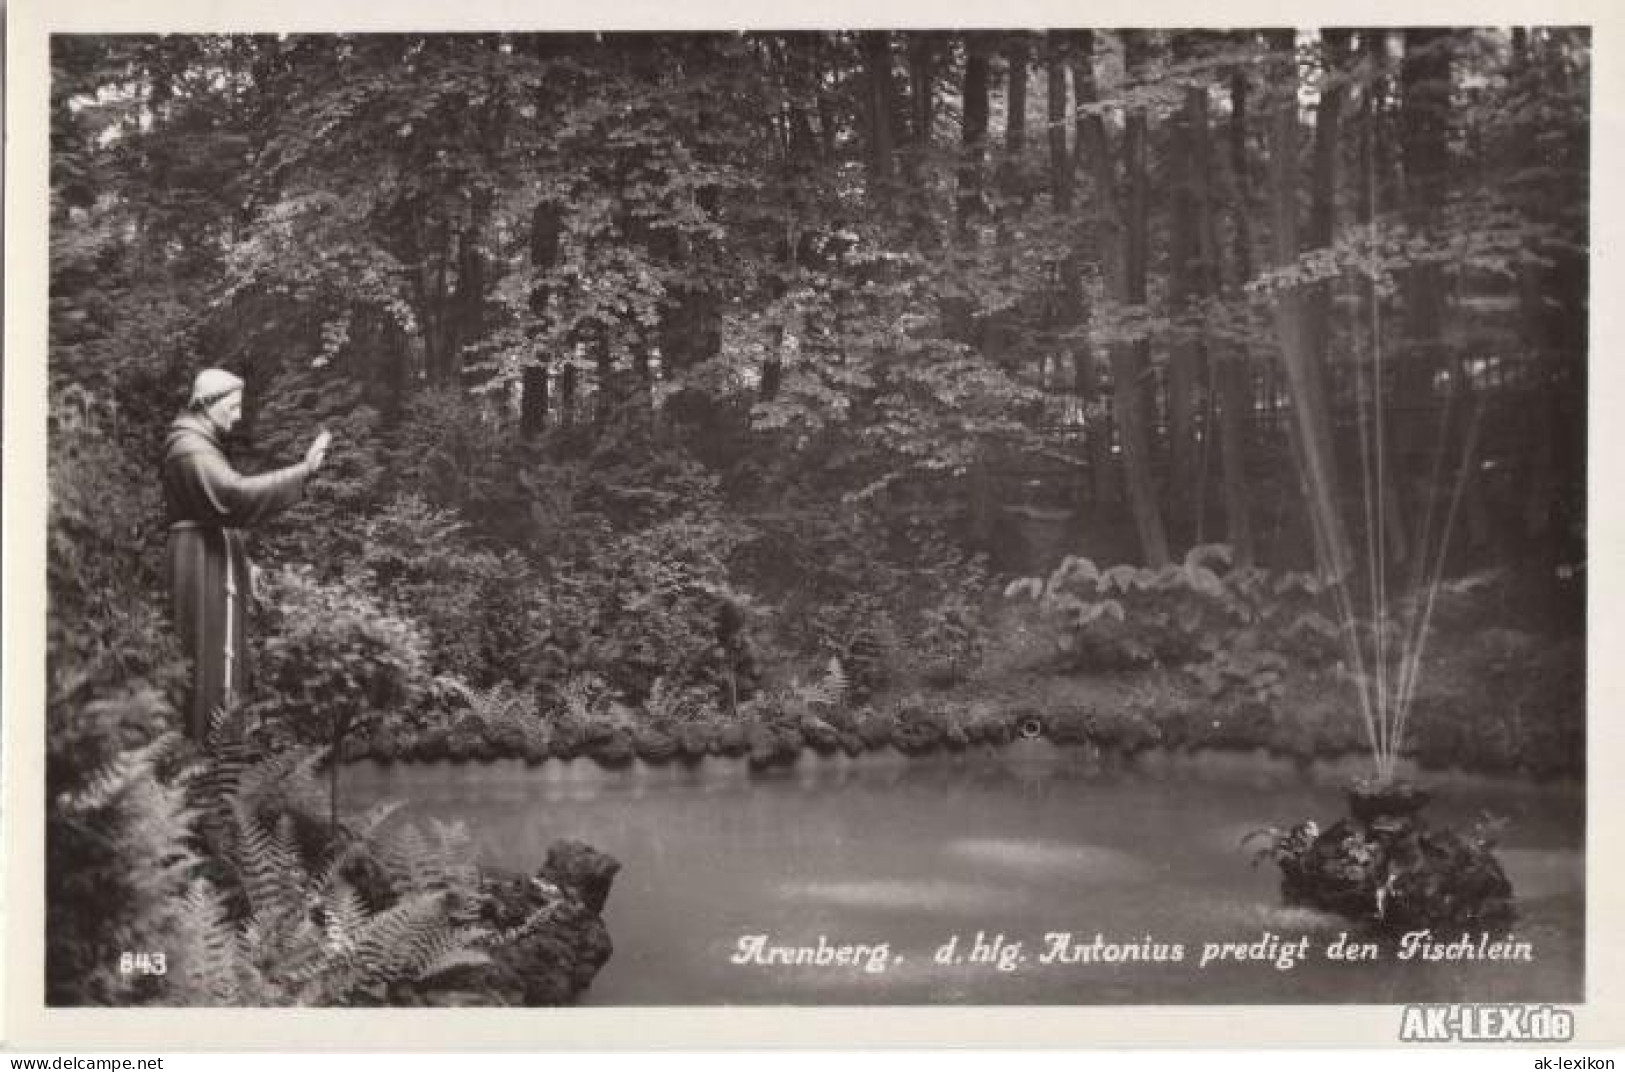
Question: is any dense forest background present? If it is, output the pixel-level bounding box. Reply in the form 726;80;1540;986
51;26;1587;682
44;29;1589;1005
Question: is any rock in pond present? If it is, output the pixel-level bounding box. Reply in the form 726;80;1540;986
404;838;620;1007
1264;783;1515;932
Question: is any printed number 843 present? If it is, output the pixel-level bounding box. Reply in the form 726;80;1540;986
119;952;167;976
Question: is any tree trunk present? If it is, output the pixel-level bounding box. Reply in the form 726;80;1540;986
902;33;937;239
1215;360;1257;567
1190;63;1253;565
957;33;991;238
1302;29;1352;560
1004;34;1029;160
1306;29;1351;554
1356;28;1411;565
1047;42;1109;507
1265;29;1354;580
1398;29;1452;501
1079;30;1169;566
423;217;453;382
909;33;936;148
1234;51;1311;568
940;33;992;348
781;36;824;168
816;44;839;162
1400;29;1477;561
375;311;413;426
1308;29;1351;372
1166;35;1203;549
447;191;491;383
1072;32;1122;512
522;201;564;440
1227;68;1255;285
987;34;1032;356
1509;27;1556;546
862;31;897;205
1399;29;1451;333
1122;31;1169;566
521;364;550;439
558;358;578;429
1046;46;1072;215
655;206;722;388
592;321;615;426
1399;29;1496;563
760;349;783;400
1046;38;1111;510
953;33;995;530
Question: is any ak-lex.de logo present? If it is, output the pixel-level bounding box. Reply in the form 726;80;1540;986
1400;1003;1576;1042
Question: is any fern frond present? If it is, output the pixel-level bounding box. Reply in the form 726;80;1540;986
322;881;369;955
313;798;408;895
430;819;478;892
64;731;184;814
175;880;243;1006
433;674;476;708
347;800;410;849
482;902;561;948
819;657;849;708
416;946;492;982
231;799;304;925
1003;576;1044;601
270;914;334;996
411;921;492;980
313;835;366;899
170;744;497;1006
373;822;430;893
189;739;257;816
342;890;448;989
117;777;201;882
231;748;313;825
273;750;333;829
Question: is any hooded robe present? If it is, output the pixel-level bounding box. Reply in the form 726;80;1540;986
162;412;312;739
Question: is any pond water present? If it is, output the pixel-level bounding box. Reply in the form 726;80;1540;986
345;744;1584;1005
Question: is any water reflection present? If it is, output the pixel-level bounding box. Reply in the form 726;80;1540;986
782;878;1010;913
945;838;1154;882
345;749;1583;1005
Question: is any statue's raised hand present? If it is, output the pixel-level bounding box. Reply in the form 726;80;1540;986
307;428;333;471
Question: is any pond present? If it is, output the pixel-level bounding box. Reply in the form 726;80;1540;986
346;743;1584;1005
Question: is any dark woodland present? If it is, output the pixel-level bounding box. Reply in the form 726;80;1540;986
46;29;1587;1006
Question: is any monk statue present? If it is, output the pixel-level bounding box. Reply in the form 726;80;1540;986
163;368;332;740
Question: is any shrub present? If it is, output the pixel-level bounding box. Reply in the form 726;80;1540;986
640;676;720;729
250;367;390;573
459;680;552;756
540;516;759;703
47;703;493;1007
739;509;991;696
804;594;898;702
738;511;903;668
385;387;513;518
916;588;987;688
357;495;542;686
47;398;186;711
249;568;432;808
47;729;199;1005
176;747;492;1006
1006;544;1341;700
